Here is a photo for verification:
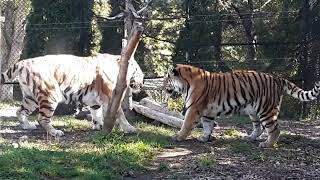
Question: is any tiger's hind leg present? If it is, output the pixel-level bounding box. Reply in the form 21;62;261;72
258;109;280;148
37;99;64;137
89;105;103;130
248;114;263;141
197;117;216;142
16;97;38;130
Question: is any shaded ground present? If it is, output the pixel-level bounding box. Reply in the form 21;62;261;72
134;118;320;179
1;106;320;179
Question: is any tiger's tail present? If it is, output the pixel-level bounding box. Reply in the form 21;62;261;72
284;79;320;101
0;63;21;84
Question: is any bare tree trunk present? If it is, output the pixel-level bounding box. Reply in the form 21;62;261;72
0;1;29;100
103;23;144;132
121;0;135;116
232;0;257;69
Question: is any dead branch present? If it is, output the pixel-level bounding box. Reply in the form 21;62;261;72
103;23;144;132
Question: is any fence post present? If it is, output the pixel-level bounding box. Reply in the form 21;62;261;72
0;9;5;74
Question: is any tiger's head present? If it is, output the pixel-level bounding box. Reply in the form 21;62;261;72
128;58;144;90
164;64;190;99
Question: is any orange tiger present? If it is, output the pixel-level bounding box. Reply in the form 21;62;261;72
0;53;144;137
165;64;320;148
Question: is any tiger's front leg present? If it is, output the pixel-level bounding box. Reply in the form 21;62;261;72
174;108;201;141
37;100;64;137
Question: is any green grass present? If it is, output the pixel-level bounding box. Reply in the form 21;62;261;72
0;115;175;179
197;156;216;167
0;99;20;108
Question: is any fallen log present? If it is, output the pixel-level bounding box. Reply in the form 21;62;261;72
139;98;184;119
132;102;183;129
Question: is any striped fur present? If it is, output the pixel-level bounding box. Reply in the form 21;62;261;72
1;53;144;137
165;64;320;148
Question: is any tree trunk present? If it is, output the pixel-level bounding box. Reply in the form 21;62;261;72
103;23;144;132
121;0;135;116
232;0;257;69
133;102;183;129
139;98;184;119
0;1;29;100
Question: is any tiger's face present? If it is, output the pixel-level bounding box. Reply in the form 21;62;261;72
164;66;186;99
128;58;144;89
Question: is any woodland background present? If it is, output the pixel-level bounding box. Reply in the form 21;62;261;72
0;0;319;119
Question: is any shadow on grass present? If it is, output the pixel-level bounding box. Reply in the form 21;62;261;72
0;123;174;179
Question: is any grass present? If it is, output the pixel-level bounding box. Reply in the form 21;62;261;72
0;114;175;179
197;155;216;167
0;99;20;108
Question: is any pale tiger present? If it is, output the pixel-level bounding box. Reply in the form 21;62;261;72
0;53;144;137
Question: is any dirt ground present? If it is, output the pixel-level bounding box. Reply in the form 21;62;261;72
1;106;320;179
131;119;320;180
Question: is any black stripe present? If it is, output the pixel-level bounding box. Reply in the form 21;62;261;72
39;111;51;118
1;74;5;83
252;72;261;97
264;120;274;128
260;114;274;122
298;90;302;99
7;69;12;79
26;96;38;105
84;86;89;95
39;105;55;111
26;71;30;85
90;105;101;110
225;110;232;115
306;93;311;101
78;93;84;104
64;86;72;94
268;123;278;133
203;116;215;120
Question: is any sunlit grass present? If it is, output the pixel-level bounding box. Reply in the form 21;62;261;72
0;115;176;179
0;99;20;108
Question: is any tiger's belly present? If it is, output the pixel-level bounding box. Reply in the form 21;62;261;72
202;103;256;118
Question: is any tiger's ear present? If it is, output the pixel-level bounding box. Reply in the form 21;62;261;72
166;65;179;77
172;68;179;76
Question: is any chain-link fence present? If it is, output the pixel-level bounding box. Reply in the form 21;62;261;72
0;0;319;119
0;1;29;100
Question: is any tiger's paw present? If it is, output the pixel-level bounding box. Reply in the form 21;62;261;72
21;123;37;130
172;133;185;142
197;135;212;142
49;129;64;137
123;125;137;134
258;141;273;148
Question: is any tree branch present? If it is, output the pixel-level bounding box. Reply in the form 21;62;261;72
103;22;144;132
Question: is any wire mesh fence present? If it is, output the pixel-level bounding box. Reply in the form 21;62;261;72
0;0;319;119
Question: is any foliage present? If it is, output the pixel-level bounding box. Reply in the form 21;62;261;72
167;96;184;112
22;0;100;58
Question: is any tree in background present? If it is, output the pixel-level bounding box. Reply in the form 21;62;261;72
0;0;31;100
22;0;95;58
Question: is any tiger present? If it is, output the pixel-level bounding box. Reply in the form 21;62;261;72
164;64;320;148
0;53;144;137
